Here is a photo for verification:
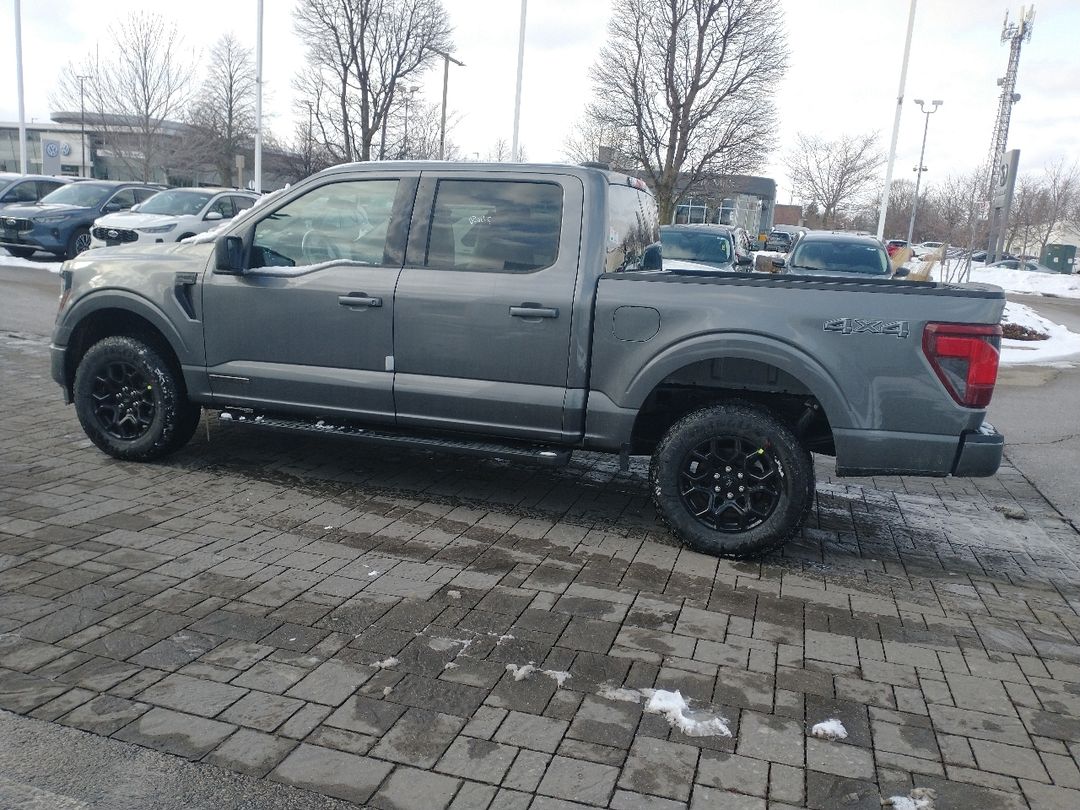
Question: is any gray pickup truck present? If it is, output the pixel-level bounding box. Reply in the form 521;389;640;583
49;162;1006;557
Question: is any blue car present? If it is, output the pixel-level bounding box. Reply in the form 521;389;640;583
0;173;72;214
0;180;163;259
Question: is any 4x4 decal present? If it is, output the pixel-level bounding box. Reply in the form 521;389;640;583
823;317;909;338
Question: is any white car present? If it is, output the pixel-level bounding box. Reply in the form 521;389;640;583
913;241;944;258
90;188;258;249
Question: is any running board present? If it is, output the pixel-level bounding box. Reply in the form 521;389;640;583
216;410;572;467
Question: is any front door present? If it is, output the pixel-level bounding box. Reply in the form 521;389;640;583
393;173;583;442
202;173;417;423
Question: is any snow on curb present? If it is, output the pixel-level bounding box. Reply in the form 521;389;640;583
0;252;63;273
1001;301;1080;365
810;718;848;740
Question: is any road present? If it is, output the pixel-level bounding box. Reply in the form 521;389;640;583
3;259;1080;525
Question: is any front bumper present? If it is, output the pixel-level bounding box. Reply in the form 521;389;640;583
0;229;66;253
50;343;72;403
951;421;1004;477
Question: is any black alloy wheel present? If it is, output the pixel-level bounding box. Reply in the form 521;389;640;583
89;359;156;440
678;435;783;533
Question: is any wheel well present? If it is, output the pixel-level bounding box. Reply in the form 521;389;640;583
65;309;182;392
630;357;835;456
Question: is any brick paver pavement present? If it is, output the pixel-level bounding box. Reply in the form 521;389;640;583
3;332;1080;809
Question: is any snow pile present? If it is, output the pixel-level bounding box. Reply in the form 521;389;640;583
0;252;63;272
967;264;1080;298
371;657;398;669
1000;301;1080;365
506;663;536;681
810;718;848;740
644;689;732;738
543;670;571;687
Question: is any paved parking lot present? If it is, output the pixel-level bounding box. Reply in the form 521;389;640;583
3;331;1080;809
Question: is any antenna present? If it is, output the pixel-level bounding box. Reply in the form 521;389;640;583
985;5;1034;193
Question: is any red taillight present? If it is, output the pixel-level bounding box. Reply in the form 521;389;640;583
922;323;1001;408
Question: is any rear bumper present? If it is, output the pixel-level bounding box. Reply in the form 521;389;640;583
834;422;1004;478
951;422;1004;477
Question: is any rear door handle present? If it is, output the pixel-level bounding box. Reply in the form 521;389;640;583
509;304;559;319
338;294;382;308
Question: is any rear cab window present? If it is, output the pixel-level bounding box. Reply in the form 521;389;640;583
606;179;659;272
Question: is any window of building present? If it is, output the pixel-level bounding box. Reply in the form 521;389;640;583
425;180;563;273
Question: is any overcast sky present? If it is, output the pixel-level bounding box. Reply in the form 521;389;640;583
3;0;1078;202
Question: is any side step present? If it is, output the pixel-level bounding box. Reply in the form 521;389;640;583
217;410;573;467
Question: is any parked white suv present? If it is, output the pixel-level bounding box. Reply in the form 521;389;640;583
90;188;258;249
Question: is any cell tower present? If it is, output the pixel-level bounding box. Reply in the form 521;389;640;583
985;6;1035;192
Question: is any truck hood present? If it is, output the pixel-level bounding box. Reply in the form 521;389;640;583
3;202;91;219
94;211;180;230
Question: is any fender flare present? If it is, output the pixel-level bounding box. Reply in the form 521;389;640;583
58;289;194;364
620;331;858;431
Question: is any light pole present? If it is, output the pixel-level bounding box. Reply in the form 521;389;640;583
15;0;27;174
906;98;943;245
254;0;264;192
511;0;527;162
402;85;419;159
304;100;314;176
431;49;464;160
78;75;90;177
876;0;918;240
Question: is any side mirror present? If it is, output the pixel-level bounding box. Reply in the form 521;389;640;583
214;235;244;274
641;243;663;271
205;210;224;221
771;258;786;269
893;266;910;278
736;255;753;266
102;202;123;213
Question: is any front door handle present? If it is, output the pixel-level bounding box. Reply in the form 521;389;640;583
510;304;559;319
339;293;382;308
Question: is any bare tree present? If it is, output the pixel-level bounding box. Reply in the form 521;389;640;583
487;138;511;162
784;132;883;229
293;0;452;163
587;0;787;222
53;12;193;182
187;34;257;186
562;116;639;169
1032;160;1080;254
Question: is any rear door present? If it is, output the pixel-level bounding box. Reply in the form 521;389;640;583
202;172;418;422
393;171;583;442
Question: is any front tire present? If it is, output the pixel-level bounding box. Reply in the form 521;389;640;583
650;403;814;558
67;228;92;259
73;336;201;461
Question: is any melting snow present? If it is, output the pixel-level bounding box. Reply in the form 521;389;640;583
443;662;458;670
597;684;644;703
1000;301;1080;365
885;788;936;810
542;670;571;687
644;689;732;738
811;718;848;740
372;657;398;669
447;590;461;599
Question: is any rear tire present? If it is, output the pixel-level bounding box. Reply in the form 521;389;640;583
73;336;200;461
650;403;814;558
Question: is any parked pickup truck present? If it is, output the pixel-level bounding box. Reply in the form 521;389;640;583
50;162;1006;557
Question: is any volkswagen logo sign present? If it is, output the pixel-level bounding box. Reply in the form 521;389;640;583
107;230;118;238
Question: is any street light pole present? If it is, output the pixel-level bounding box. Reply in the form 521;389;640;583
432;49;464;161
402;86;418;159
511;0;527;162
78;75;90;177
254;0;264;192
906;99;943;245
14;0;27;174
304;100;313;176
876;0;918;240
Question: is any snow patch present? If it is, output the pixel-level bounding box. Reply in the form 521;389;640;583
371;657;398;669
505;663;536;681
382;686;393;697
542;670;571;687
447;590;461;600
443;662;458;671
811;718;848;740
884;788;936;810
644;689;731;738
597;684;644;703
428;637;470;653
1000;301;1080;365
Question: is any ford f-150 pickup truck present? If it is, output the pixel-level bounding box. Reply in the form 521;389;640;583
49;162;1006;557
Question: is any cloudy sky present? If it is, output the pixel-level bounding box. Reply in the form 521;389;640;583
3;0;1078;202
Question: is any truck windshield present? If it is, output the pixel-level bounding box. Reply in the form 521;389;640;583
606;183;660;272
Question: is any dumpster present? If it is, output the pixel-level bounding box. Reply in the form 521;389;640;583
1040;243;1077;274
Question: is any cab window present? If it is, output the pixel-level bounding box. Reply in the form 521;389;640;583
424;180;563;273
250;180;399;268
